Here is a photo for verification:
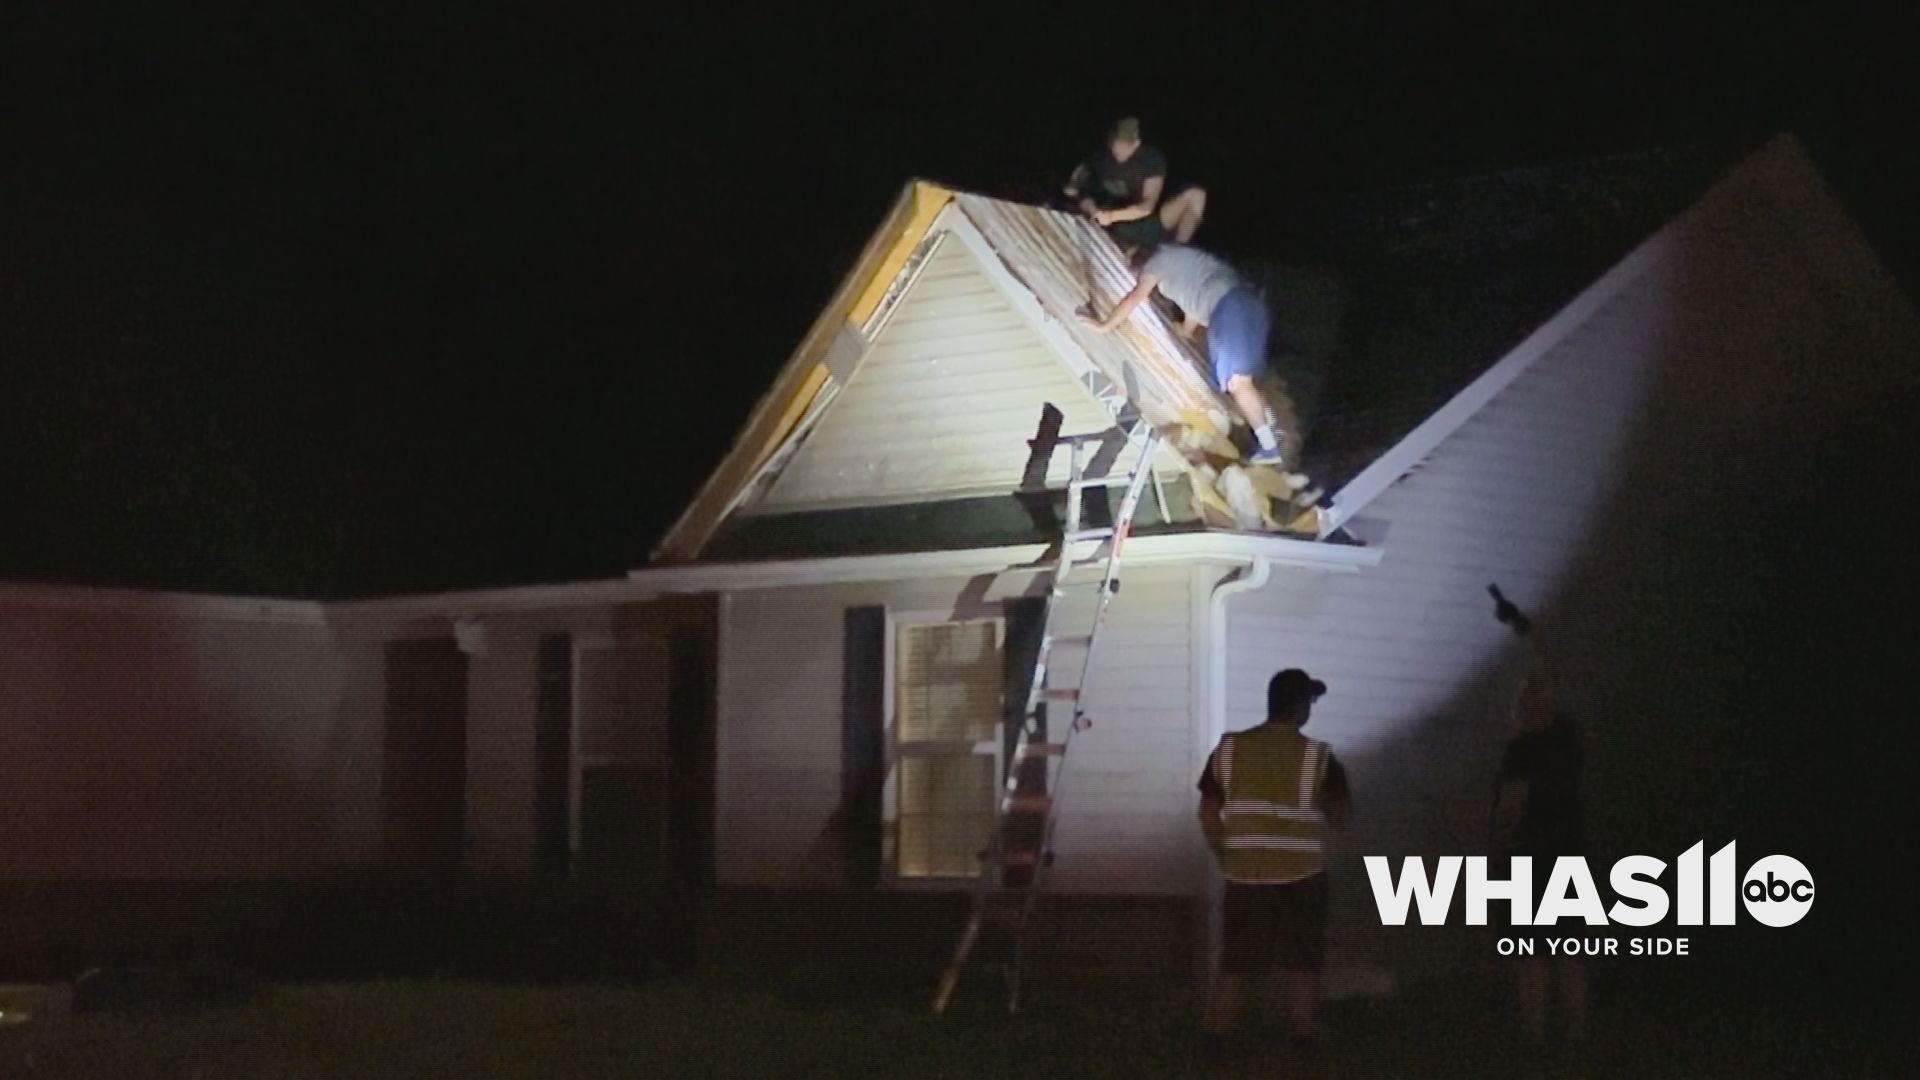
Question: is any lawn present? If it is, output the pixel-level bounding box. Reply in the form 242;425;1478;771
4;966;1905;1078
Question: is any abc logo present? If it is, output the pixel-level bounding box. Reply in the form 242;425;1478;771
1741;854;1814;927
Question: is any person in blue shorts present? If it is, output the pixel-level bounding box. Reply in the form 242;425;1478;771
1083;242;1288;465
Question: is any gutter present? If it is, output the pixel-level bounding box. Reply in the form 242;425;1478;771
632;531;1373;592
0;582;328;625
325;532;1377;624
13;531;1375;631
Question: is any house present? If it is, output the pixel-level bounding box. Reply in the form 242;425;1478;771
4;134;1914;987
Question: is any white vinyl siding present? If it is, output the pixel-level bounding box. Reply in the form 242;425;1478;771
0;608;384;877
1221;141;1920;984
1225;269;1666;873
716;567;1197;893
755;237;1161;511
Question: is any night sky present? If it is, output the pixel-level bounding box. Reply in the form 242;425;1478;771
3;6;1914;598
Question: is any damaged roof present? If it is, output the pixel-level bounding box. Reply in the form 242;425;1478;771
656;183;1319;562
659;143;1746;564
949;194;1227;426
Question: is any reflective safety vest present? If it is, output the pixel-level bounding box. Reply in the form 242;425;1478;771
1213;727;1331;884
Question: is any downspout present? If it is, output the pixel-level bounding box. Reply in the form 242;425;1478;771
1201;556;1271;979
1208;557;1271;747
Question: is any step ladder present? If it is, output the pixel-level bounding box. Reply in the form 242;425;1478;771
931;410;1162;1015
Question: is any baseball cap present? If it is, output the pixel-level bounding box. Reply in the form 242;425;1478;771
1268;668;1328;714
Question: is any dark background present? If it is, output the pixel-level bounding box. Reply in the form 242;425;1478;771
1;7;1917;1047
3;5;1914;598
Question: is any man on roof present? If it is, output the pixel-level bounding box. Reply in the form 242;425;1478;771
1064;117;1208;249
1082;242;1291;467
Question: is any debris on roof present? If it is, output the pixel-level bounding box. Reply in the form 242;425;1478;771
949;193;1321;534
681;146;1743;563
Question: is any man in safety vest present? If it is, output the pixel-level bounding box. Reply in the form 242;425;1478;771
1197;668;1352;1042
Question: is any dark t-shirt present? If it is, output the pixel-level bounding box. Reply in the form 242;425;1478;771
1073;144;1169;209
1496;717;1585;857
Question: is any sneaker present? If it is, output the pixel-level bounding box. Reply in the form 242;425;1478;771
1249;446;1286;466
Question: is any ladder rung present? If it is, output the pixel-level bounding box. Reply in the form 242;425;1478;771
1015;741;1068;759
1064;527;1115;543
1058;431;1120;446
1069;474;1136;489
1016;475;1134;495
1044;635;1093;650
1040;688;1079;702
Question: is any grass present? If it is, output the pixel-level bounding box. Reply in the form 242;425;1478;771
3;965;1906;1078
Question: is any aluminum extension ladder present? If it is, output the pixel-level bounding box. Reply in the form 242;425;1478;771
931;410;1162;1015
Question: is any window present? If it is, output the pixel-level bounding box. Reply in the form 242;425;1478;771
571;633;672;878
888;616;1004;880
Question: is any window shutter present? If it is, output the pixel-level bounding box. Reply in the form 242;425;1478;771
842;605;887;888
534;634;572;884
664;621;716;889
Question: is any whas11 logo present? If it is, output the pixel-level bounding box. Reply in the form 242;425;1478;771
1365;842;1814;928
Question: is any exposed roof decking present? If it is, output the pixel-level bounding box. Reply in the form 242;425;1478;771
951;194;1230;428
